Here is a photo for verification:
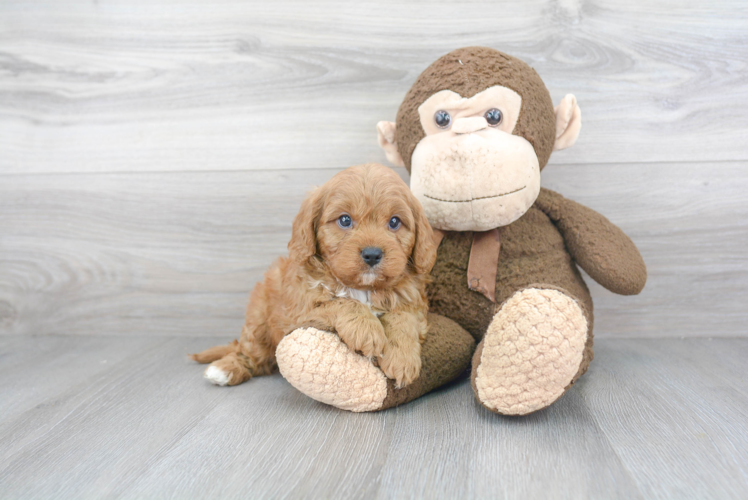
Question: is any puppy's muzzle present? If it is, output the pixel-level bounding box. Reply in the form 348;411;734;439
361;247;383;267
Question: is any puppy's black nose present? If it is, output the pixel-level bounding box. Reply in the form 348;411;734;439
361;247;383;267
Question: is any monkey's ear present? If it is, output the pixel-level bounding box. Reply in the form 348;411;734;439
553;94;582;151
288;186;324;264
377;121;405;167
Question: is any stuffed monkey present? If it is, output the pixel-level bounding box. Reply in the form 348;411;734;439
276;47;646;415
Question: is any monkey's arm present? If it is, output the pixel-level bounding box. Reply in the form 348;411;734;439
534;188;647;295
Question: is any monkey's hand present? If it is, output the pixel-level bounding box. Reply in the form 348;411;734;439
534;188;647;295
377;312;424;388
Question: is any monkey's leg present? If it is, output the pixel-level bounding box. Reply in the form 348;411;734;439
276;314;475;412
471;285;593;415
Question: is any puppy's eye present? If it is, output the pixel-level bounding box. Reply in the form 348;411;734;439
388;216;401;231
337;214;352;229
434;110;451;129
484;108;503;126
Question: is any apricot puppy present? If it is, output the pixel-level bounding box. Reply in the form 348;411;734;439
191;163;437;388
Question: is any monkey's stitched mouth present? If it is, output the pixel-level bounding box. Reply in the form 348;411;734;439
423;186;526;203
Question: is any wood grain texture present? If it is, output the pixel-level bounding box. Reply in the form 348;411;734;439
585;338;748;499
0;1;746;339
0;168;406;337
0;335;746;498
0;335;173;461
542;160;748;337
2;162;746;338
0;0;747;175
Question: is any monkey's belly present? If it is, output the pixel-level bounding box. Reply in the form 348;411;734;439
427;206;592;341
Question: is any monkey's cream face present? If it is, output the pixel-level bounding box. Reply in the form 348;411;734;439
409;86;541;232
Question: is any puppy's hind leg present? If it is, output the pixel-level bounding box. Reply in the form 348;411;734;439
189;340;251;386
190;339;241;364
192;324;276;387
204;352;254;387
192;271;281;387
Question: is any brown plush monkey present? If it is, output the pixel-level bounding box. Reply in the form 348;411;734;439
276;47;646;415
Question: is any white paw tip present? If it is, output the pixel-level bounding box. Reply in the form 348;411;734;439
204;365;232;386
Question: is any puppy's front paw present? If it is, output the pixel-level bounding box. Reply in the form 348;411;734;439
378;342;421;388
337;317;387;359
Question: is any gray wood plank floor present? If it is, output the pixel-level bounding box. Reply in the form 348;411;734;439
0;335;746;499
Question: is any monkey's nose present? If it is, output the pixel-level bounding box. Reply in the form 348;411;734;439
451;116;488;134
361;247;383;267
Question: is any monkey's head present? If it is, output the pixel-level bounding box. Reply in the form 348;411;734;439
377;47;581;231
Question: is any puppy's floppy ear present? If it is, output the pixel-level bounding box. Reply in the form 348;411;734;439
408;191;437;275
288;186;325;263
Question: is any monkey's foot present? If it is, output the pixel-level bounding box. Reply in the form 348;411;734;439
472;288;588;415
276;327;388;412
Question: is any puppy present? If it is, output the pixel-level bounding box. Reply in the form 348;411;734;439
191;163;437;388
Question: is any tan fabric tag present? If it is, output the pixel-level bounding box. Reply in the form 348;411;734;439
432;228;446;248
467;229;501;302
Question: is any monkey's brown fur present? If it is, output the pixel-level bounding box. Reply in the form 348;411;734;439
399;48;645;413
399;48;644;413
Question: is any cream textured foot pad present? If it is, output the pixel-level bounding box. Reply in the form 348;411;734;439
276;327;388;412
475;288;588;415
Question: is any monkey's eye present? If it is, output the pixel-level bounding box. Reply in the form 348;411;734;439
388;216;402;231
484;108;503;126
337;214;352;229
434;110;451;129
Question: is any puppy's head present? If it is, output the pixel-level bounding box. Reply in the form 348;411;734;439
288;163;436;289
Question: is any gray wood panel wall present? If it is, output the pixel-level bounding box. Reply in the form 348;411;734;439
1;0;747;338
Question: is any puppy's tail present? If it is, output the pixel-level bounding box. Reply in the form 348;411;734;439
189;339;241;364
